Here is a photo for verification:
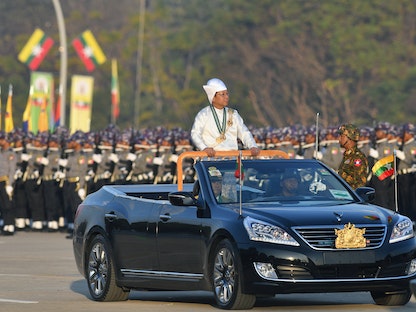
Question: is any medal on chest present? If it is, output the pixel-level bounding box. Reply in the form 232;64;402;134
210;105;227;144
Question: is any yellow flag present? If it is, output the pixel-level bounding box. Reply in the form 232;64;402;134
22;86;33;133
5;84;14;133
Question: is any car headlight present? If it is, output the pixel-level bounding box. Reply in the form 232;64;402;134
389;217;414;244
243;216;299;246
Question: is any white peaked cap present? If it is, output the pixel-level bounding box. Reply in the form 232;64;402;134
203;78;227;104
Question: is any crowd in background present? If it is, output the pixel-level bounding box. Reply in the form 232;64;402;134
0;121;415;236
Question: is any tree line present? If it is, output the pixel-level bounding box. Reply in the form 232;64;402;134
1;0;416;132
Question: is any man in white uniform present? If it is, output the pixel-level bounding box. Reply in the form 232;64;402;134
191;78;259;156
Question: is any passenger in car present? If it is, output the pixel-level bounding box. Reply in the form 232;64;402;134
208;166;231;203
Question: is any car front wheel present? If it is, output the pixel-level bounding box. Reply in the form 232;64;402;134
86;234;129;301
211;239;256;310
370;289;411;306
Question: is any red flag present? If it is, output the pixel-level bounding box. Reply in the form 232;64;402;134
234;155;244;179
54;86;62;128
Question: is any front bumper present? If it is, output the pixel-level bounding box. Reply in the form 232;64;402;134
238;238;416;295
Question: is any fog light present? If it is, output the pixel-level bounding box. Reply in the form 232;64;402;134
254;262;278;280
407;259;416;275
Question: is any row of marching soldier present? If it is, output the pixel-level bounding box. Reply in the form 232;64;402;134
0;120;415;236
0;126;195;237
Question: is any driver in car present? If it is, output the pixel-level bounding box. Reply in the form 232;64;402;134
279;171;301;197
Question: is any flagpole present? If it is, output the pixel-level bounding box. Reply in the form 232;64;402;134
393;149;399;213
52;0;67;127
134;0;146;129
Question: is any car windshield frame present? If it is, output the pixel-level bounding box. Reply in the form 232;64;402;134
201;159;358;205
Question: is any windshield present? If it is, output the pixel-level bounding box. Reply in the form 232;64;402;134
203;160;355;204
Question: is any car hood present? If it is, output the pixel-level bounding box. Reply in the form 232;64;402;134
238;202;397;227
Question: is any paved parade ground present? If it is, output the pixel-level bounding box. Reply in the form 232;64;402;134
1;231;416;312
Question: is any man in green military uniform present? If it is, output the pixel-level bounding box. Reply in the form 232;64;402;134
338;124;368;189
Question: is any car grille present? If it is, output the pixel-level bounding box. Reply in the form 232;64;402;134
293;225;386;250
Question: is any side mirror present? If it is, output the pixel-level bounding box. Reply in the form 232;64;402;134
169;192;196;206
355;187;375;203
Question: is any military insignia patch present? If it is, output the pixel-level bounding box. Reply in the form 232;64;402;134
353;159;362;167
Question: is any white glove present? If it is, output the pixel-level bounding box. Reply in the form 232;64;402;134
109;153;119;163
127;152;137;162
369;148;379;159
41;157;49;166
32;170;39;179
103;171;112;179
6;185;13;199
295;155;304;159
313;151;323;160
58;158;68;167
92;154;102;163
153;157;163;165
21;153;32;162
53;171;66;180
78;188;86;200
14;169;23;180
395;150;405;161
169;154;179;163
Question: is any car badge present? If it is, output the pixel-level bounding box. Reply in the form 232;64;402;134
334;222;366;249
333;212;343;222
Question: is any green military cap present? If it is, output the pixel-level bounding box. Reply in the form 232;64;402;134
338;124;360;141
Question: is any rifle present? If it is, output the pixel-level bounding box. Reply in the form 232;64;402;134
109;133;118;182
124;128;136;182
59;133;67;188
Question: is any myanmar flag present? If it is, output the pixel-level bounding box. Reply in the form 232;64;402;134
72;30;107;72
111;58;120;121
372;155;394;181
18;28;54;71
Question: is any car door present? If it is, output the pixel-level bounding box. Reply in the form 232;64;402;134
156;202;204;275
108;197;159;271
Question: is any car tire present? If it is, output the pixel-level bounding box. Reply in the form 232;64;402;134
370;289;411;306
86;234;129;301
211;239;256;310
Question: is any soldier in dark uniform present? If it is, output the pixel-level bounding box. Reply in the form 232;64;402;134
395;123;416;220
24;133;48;231
0;132;17;235
338;124;368;189
41;133;63;231
367;122;396;210
62;131;89;238
12;130;31;231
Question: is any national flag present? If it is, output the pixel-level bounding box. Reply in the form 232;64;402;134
18;28;54;71
111;58;120;122
72;30;106;72
5;84;14;133
22;86;33;133
234;154;244;179
372;155;394;181
54;85;62;128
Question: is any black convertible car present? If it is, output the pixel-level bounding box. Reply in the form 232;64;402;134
73;151;416;309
